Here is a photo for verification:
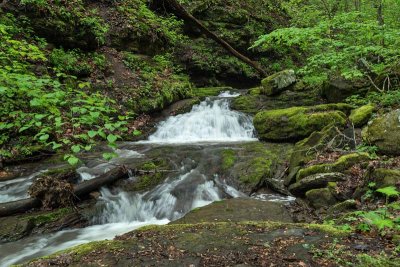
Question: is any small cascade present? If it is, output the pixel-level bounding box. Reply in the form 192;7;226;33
147;99;256;143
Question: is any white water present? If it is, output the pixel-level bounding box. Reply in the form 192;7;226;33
218;91;241;98
146;99;256;143
0;95;286;266
0;170;240;266
0;170;47;203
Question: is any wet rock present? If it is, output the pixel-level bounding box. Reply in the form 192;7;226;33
289;172;347;196
221;142;293;194
253;104;350;142
160;98;201;117
349;104;375;127
172;198;293;224
362;109;400;156
261;69;296;96
0;216;34;242
296;153;369;181
305;188;337;209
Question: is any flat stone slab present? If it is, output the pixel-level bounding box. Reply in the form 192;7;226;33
173;198;293;224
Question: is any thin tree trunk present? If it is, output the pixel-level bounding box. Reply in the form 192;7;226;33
164;0;267;77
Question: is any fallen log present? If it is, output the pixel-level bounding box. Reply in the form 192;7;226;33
0;198;41;217
164;0;267;77
0;166;129;217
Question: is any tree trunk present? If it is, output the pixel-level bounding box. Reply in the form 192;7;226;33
163;0;267;77
0;166;129;217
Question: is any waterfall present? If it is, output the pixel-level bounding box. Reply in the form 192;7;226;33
146;99;256;143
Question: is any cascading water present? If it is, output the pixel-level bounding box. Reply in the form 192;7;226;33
146;98;256;143
0;94;288;267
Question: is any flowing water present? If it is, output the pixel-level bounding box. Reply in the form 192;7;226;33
0;94;291;266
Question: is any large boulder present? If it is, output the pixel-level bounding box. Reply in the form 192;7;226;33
321;77;368;103
288;172;347;196
261;69;296;96
306;188;338;209
253;104;351;142
349;104;375;127
362;110;400;156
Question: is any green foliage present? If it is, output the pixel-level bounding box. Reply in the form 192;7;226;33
253;1;400;86
50;48;106;76
346;91;400;108
0;15;135;164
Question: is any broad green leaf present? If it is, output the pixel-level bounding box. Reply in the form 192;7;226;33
88;130;97;138
107;134;118;143
71;145;81;153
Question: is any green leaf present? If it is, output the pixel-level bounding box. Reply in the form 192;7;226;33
107;134;118;143
52;143;63;150
19;126;31;133
132;130;141;136
71;145;81;153
67;155;79;166
39;134;49;141
103;152;117;161
88;130;97;138
377;186;400;198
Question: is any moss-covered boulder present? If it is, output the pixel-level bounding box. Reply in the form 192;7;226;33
288;125;338;176
362;109;400;156
327;199;357;215
289;172;347;196
306;188;338;209
219;142;293;194
172;198;293;224
370;168;400;188
253;104;350;142
349;104;375;127
261;69;296;96
296;153;369;181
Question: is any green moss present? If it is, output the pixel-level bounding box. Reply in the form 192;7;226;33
357;253;400;267
254;105;347;141
221;149;236;170
289;125;338;173
129;159;170;191
26;207;73;225
249;87;261;95
296;153;370;181
191;86;232;97
261;69;296;96
231;95;261;114
349;104;375;127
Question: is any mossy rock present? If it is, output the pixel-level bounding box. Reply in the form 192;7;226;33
172;198;293;224
296;153;369;181
362;109;400;156
349;104;375;127
27;221;353;267
253;105;348;142
327;199;357;215
289;172;347;196
370;168;400;188
261;69;296;96
305;188;338;209
288;125;339;176
231;95;262;114
220;142;293;194
191;86;232;97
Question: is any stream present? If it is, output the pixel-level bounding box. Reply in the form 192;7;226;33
0;92;293;266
